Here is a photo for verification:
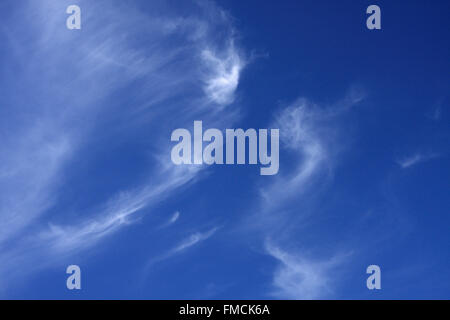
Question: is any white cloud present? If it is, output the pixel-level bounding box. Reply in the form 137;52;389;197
248;89;364;298
266;242;346;299
259;99;328;208
168;211;180;225
397;152;438;169
0;0;245;291
26;0;242;254
0;129;72;244
259;88;365;207
39;164;200;253
172;227;218;253
201;42;245;106
145;227;219;268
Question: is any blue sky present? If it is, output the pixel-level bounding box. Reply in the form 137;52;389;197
0;0;448;299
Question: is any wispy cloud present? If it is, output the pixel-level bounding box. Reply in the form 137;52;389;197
0;127;72;244
397;152;439;169
241;88;365;298
146;227;219;267
168;211;181;225
39;165;199;253
201;42;245;106
260;88;365;210
157;210;181;229
0;0;245;291
266;242;347;300
172;227;219;253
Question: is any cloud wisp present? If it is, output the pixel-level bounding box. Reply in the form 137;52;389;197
168;211;181;225
0;0;245;292
201;42;245;107
145;227;219;268
397;152;439;169
39;165;200;253
242;88;365;299
266;242;346;300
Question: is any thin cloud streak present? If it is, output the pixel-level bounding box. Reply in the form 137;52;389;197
266;242;347;300
397;152;439;169
146;227;219;267
39;165;200;253
245;88;365;298
168;211;180;225
173;227;219;253
0;0;246;292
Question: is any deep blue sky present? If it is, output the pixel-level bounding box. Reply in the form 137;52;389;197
0;0;448;299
